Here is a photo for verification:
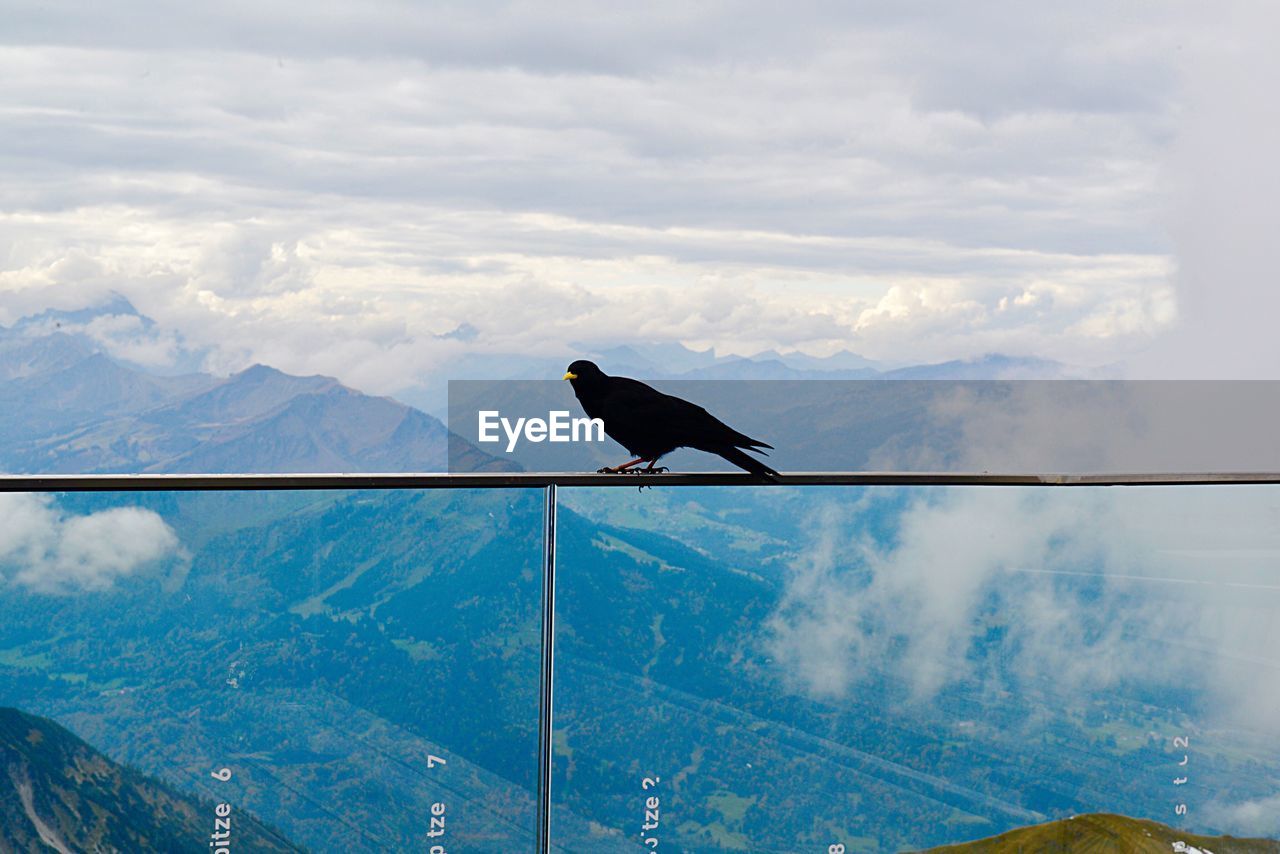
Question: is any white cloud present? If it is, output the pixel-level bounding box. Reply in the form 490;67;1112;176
767;487;1280;741
1203;792;1280;837
0;493;182;593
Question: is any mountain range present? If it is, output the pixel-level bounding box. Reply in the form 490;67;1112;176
0;303;506;474
409;338;1077;414
0;296;1083;475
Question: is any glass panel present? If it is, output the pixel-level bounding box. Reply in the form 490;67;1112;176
0;488;544;852
553;485;1280;850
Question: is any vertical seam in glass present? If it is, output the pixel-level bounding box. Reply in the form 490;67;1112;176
536;483;558;853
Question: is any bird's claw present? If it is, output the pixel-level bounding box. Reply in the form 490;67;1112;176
597;464;668;475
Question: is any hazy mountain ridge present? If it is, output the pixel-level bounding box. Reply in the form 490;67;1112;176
405;333;1076;412
505;344;1071;382
1;295;1080;424
1;297;1082;473
0;306;508;474
0;706;301;853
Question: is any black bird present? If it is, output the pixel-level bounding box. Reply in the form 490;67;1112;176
563;360;778;478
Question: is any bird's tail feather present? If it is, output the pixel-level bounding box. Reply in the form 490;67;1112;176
719;446;780;480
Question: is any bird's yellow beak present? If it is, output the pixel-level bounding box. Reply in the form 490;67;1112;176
562;371;578;381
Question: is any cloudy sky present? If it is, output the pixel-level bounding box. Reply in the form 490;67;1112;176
1;0;1276;395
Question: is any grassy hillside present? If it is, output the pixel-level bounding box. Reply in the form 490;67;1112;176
923;812;1279;854
0;706;301;853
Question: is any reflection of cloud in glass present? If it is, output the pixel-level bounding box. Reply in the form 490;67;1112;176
767;487;1280;740
0;494;182;593
1204;792;1280;838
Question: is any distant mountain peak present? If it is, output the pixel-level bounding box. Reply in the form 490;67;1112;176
567;340;722;375
881;352;1067;380
0;293;221;378
13;291;149;332
224;363;346;400
235;363;289;380
440;322;479;342
748;347;880;372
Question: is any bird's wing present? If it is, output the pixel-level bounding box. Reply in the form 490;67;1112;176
605;378;772;452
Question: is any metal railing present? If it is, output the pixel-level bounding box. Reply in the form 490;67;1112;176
5;471;1280;492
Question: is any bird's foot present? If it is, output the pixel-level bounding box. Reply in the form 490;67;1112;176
598;462;668;475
